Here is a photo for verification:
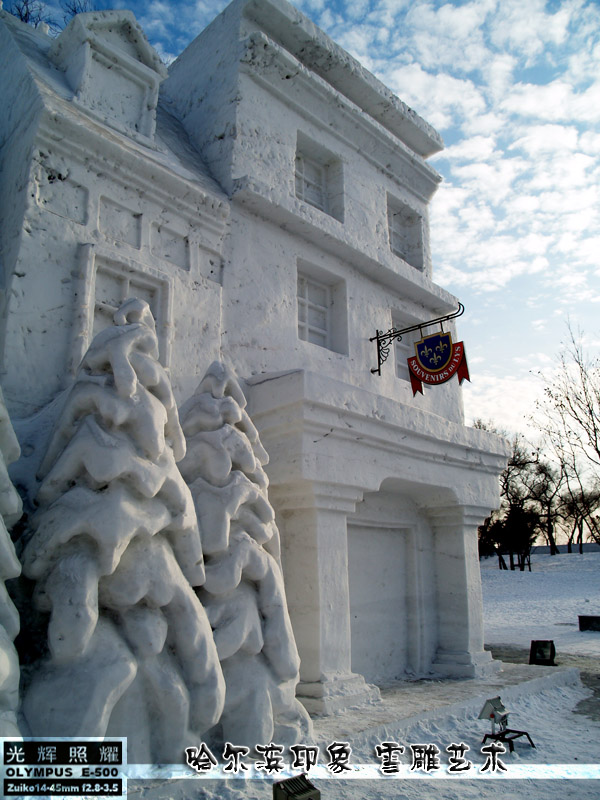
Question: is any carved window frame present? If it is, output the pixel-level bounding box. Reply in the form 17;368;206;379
297;260;348;355
71;243;173;374
297;273;332;349
295;132;344;222
387;195;424;271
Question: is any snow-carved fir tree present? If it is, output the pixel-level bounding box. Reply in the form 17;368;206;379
0;387;23;736
179;362;312;748
22;299;224;762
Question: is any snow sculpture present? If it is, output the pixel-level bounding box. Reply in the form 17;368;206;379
0;388;23;736
21;299;225;762
179;362;313;748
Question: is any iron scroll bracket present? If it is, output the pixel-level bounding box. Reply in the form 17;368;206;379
370;302;465;376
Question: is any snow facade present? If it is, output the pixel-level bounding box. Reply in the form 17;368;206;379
0;0;508;728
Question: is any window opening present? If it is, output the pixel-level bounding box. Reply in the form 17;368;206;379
297;273;331;349
295;154;327;213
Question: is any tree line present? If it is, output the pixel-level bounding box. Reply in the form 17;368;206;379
478;327;600;568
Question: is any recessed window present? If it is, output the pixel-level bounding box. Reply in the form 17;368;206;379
388;196;424;271
94;266;159;339
70;246;172;376
298;274;331;348
92;256;170;363
295;154;327;212
297;262;348;355
295;133;344;222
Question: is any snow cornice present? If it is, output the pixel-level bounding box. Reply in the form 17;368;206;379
240;31;442;203
34;103;229;235
241;0;444;158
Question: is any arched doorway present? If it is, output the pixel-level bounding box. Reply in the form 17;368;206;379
347;486;437;683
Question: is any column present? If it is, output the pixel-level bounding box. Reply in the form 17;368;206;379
271;481;380;715
428;506;500;678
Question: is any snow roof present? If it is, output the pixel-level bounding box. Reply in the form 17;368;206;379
0;9;224;199
240;0;444;158
49;10;167;79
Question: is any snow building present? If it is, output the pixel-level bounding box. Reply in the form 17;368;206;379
0;0;508;715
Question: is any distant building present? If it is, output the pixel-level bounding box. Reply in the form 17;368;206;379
0;0;508;714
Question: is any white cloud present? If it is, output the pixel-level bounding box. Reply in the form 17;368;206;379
461;111;507;137
509;124;579;155
449;156;529;202
530;185;598;214
509;195;540;214
346;0;371;20
135;0;231;62
365;0;412;30
579;130;600;154
462;374;545;437
403;0;496;73
318;8;335;28
501;79;600;123
385;64;486;129
480;53;518;100
489;0;573;62
526;153;596;191
299;0;326;12
439;135;498;162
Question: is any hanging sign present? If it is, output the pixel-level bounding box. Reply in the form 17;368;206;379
407;330;470;396
370;303;466;378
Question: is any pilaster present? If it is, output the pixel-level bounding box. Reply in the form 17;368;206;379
271;481;380;714
428;506;500;677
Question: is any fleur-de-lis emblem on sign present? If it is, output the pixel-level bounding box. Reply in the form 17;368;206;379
415;331;453;373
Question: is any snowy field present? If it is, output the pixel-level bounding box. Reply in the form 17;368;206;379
132;551;600;800
481;550;600;656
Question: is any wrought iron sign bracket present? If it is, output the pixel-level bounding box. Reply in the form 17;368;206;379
370;302;465;376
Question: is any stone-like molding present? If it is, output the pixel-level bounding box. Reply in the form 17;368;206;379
298;673;380;716
240;33;441;202
270;480;364;514
34;114;228;242
232;177;457;314
49;11;168;145
247;370;510;505
241;0;443;157
239;32;442;204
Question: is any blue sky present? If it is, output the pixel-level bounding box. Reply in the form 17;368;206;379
46;0;600;436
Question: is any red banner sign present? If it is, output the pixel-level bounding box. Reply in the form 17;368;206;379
407;333;470;396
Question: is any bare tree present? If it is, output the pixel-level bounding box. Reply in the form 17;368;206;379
561;484;600;552
60;0;94;25
5;0;51;27
476;424;543;569
536;326;600;545
5;0;98;30
521;458;565;555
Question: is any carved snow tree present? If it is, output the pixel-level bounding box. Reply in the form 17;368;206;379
0;388;23;736
179;362;312;749
22;299;224;762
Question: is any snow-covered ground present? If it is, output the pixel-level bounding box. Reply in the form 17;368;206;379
132;551;600;800
481;550;600;656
